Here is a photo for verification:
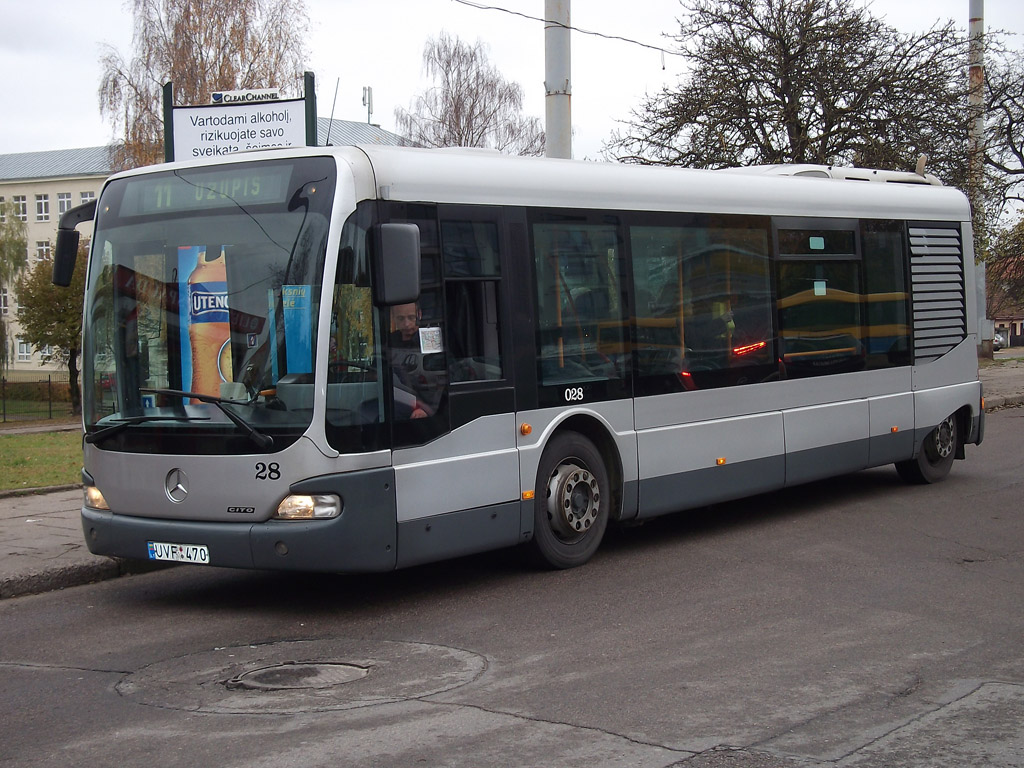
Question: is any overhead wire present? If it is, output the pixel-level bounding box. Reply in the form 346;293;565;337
450;0;684;57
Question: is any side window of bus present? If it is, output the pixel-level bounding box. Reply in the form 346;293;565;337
387;206;447;425
532;219;628;389
861;221;911;368
631;218;774;392
776;227;864;378
440;219;504;382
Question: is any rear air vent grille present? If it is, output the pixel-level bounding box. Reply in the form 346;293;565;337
909;224;966;364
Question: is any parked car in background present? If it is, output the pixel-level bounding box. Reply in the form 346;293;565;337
993;332;1006;351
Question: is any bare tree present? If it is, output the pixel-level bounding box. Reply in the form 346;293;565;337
985;47;1024;215
982;49;1024;315
395;33;544;156
99;0;310;169
985;217;1024;316
607;0;971;185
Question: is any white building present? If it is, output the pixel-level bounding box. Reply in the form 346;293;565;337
0;146;111;372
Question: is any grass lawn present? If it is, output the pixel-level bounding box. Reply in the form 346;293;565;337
0;430;82;491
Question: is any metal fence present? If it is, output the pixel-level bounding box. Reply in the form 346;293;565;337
1;370;75;423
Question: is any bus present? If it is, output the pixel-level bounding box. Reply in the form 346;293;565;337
53;145;984;572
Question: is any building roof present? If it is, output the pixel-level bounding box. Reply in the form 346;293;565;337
0;146;114;181
0;120;410;182
316;118;411;147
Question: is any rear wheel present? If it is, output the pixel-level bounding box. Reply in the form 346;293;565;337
529;432;610;569
895;414;957;484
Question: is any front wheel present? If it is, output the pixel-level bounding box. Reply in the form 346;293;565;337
528;432;611;569
895;414;958;484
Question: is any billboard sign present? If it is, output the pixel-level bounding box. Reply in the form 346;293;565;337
171;98;307;159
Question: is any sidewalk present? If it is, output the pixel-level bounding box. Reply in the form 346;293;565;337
3;358;1024;599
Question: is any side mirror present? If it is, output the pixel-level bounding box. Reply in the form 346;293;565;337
53;200;97;286
373;223;421;306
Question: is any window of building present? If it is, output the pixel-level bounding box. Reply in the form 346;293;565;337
17;339;32;362
58;192;72;215
1;288;8;316
35;194;50;222
36;240;52;262
0;196;5;223
80;191;96;205
13;195;27;222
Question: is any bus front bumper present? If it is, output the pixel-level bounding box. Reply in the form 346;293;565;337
81;468;399;573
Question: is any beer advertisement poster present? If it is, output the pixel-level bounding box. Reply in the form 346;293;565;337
179;245;232;400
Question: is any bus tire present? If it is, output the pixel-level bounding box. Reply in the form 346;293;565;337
895;414;957;484
529;432;610;569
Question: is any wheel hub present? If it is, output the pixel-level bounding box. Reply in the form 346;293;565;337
932;416;955;459
547;461;600;540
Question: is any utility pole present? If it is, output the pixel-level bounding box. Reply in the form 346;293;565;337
969;0;984;179
969;0;992;355
544;0;571;159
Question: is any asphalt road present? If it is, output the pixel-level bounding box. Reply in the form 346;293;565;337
2;409;1023;768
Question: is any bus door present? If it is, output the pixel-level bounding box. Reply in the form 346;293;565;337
390;204;522;566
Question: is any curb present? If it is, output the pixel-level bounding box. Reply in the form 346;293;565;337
0;557;175;600
985;394;1024;411
0;484;81;500
0;558;121;599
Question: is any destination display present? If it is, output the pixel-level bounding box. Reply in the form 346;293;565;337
119;164;292;216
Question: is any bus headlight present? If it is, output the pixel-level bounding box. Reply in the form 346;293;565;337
274;494;341;520
84;486;110;510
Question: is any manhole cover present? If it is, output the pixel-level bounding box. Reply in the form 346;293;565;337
226;662;370;691
117;639;487;715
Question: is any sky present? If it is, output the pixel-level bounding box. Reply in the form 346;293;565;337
1;0;1022;161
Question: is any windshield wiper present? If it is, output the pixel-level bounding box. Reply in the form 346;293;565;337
85;415;210;444
140;388;274;450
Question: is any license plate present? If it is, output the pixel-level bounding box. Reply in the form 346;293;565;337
147;541;210;564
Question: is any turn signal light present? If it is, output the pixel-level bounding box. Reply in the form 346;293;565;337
274;494;341;520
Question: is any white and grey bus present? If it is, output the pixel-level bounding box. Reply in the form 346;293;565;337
54;145;984;572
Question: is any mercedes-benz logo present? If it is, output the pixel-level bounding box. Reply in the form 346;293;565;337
165;468;189;503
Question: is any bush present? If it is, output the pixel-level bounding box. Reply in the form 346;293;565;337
2;374;72;404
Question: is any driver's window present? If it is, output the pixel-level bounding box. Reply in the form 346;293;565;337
384;204;449;446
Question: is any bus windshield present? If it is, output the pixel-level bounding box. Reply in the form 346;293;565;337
82;156;338;453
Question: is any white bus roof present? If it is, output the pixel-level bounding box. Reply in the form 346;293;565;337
350;145;969;223
112;144;972;224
